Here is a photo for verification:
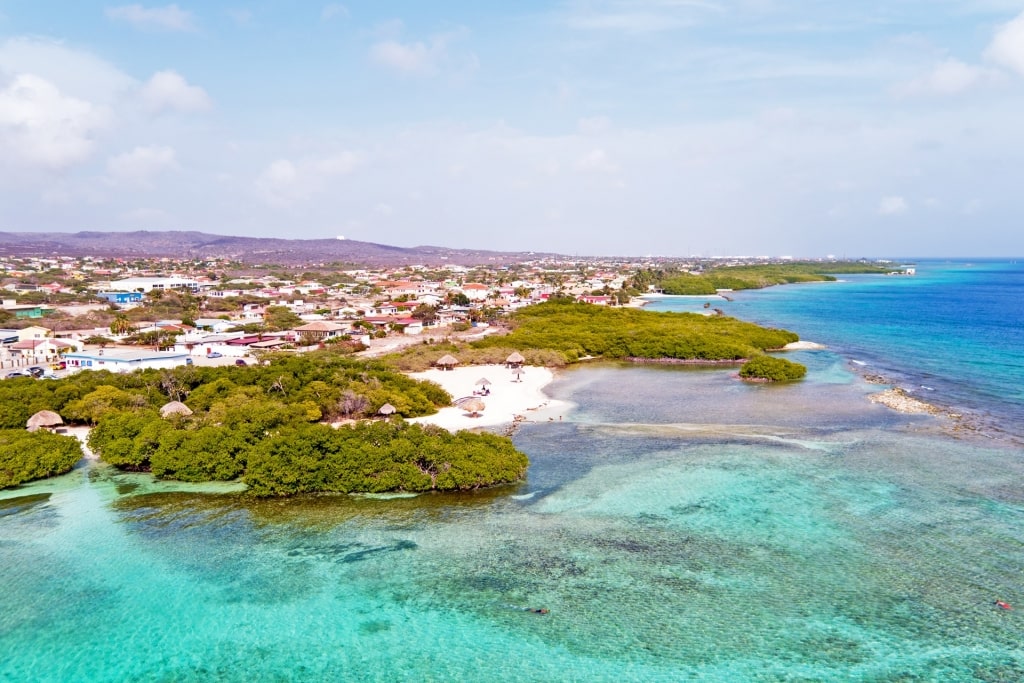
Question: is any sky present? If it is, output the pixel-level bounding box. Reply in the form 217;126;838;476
2;2;1024;258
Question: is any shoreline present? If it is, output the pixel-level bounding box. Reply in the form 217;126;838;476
407;365;567;431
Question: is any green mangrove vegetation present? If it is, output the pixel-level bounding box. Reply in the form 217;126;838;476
0;430;84;489
634;261;890;296
0;352;451;431
471;300;800;363
1;351;529;495
739;356;808;382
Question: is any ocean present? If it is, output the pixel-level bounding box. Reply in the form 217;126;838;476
2;260;1023;682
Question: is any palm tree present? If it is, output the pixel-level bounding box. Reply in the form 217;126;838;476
110;314;134;336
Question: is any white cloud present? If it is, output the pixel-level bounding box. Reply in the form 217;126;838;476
985;10;1024;77
564;0;722;33
578;116;612;135
105;4;196;32
577;148;618;172
140;70;211;113
255;153;359;207
315;152;358;175
0;74;108;169
898;58;997;96
0;37;135;103
370;39;443;76
878;196;909;215
321;4;348;21
369;29;476;78
107;145;177;186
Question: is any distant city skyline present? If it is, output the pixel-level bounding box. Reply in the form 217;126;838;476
2;1;1024;257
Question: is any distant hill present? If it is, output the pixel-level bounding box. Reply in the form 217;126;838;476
0;231;559;266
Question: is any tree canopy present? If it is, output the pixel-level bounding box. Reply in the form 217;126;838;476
0;430;84;489
739;356;807;382
471;300;799;362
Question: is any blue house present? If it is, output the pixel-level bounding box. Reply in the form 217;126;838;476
98;292;144;305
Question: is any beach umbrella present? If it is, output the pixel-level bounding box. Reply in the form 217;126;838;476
26;410;63;432
159;401;193;418
436;354;459;370
378;403;397;417
460;397;485;417
475;378;492;387
505;351;525;367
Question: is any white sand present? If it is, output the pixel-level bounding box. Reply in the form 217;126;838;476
63;425;98;460
407;365;567;431
782;340;826;350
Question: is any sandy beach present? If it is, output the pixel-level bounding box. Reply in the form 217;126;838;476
407;364;567;431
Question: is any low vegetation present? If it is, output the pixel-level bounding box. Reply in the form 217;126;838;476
0;349;528;495
640;262;890;296
739;356;807;382
0;351;451;430
469;300;799;363
384;342;569;372
0;430;84;489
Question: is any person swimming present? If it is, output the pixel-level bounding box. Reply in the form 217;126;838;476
994;600;1012;610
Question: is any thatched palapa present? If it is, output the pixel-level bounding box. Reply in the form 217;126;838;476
435;354;459;371
160;401;193;418
26;410;63;432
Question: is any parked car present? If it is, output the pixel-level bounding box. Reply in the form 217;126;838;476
234;358;247;366
5;370;29;379
208;352;223;358
26;366;47;378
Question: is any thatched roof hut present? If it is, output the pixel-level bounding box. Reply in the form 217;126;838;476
378;403;397;417
160;401;193;418
435;354;459;370
460;397;485;417
26;410;63;432
505;351;525;368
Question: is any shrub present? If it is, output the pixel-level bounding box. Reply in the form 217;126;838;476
0;430;84;488
739;356;807;382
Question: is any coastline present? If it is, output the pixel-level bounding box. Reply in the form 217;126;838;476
407;365;567;431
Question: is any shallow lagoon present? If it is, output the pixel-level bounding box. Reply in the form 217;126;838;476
3;358;1023;682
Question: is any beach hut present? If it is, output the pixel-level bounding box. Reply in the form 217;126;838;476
159;401;193;418
378;403;397;418
26;410;63;432
436;354;459;371
460;397;485;417
505;351;525;369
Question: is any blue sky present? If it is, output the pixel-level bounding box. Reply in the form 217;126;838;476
2;1;1024;257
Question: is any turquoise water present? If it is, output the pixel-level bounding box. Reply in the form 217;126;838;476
3;264;1024;681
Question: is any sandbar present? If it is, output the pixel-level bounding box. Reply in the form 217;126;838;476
407;365;567;431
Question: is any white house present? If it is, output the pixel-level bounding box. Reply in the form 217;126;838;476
62;349;193;373
107;276;199;293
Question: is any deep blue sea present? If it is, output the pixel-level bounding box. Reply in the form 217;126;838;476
648;259;1024;441
2;260;1023;682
